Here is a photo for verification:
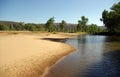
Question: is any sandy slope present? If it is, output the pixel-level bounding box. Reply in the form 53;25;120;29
0;33;76;77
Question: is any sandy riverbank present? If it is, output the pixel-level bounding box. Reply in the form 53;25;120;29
0;32;76;77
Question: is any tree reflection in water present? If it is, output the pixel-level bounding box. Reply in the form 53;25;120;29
84;50;120;77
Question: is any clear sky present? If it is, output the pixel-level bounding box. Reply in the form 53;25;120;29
0;0;119;26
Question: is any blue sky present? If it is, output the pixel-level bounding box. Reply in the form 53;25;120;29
0;0;119;26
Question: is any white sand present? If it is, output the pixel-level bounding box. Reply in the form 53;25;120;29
0;33;76;77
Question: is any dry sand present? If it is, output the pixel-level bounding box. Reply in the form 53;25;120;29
0;32;76;77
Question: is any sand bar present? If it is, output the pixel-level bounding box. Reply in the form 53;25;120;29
0;32;76;77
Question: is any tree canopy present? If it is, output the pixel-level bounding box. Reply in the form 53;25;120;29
0;24;9;30
60;20;66;32
45;17;55;32
0;16;104;34
101;2;120;32
77;16;88;32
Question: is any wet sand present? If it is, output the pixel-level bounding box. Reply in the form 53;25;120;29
0;32;76;77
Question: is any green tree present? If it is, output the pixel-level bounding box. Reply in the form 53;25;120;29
101;2;120;32
13;22;25;30
81;16;88;31
0;24;9;30
87;24;104;34
36;24;45;31
60;20;66;32
87;24;98;34
45;17;55;32
77;20;82;32
18;22;25;30
77;16;88;32
9;24;15;30
24;23;36;31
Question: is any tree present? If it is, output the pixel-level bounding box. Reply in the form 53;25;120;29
77;16;88;32
18;22;25;30
36;24;45;31
45;17;55;32
60;20;66;32
87;24;99;34
77;20;82;32
9;24;15;30
13;22;25;30
111;2;120;13
101;2;120;32
0;24;9;30
81;16;88;31
24;23;36;31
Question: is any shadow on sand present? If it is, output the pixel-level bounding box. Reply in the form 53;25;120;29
41;38;68;43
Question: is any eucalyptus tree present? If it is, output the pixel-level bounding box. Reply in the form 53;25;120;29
101;2;120;32
60;20;66;32
77;16;88;32
45;17;55;32
77;20;82;32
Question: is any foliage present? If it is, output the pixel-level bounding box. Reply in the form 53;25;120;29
36;24;45;31
77;16;88;32
77;20;82;32
24;23;37;31
101;2;120;33
0;24;9;30
45;17;55;32
18;22;25;30
60;20;66;32
87;24;103;34
9;24;15;30
0;16;105;34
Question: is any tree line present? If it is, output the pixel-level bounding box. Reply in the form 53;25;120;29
101;1;120;33
0;16;104;34
1;1;120;34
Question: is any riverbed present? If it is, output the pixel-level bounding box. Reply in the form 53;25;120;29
0;33;76;77
44;35;120;77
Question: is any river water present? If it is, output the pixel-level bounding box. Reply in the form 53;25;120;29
44;35;120;77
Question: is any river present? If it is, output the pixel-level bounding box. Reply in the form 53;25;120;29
44;35;120;77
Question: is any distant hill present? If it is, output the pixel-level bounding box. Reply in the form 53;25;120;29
0;21;105;29
0;21;105;33
0;21;39;27
0;21;78;27
0;21;20;26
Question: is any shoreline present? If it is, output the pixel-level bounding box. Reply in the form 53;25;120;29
0;32;76;77
41;50;74;77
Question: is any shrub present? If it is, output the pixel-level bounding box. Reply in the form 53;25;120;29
0;24;9;30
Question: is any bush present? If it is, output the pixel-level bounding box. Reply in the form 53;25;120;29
24;24;37;31
0;24;9;30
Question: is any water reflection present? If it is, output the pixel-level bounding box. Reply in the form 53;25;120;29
105;36;120;42
84;50;120;77
44;35;120;77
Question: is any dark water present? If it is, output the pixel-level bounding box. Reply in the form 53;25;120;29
45;35;120;77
